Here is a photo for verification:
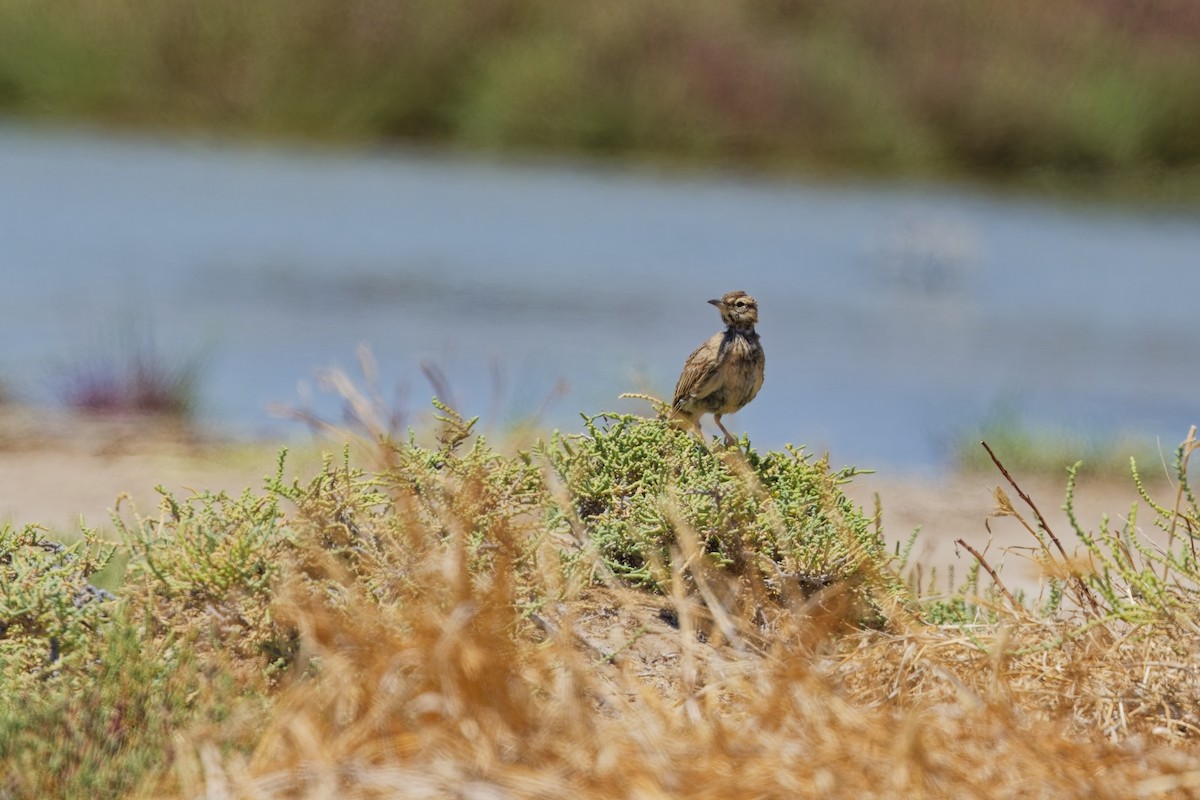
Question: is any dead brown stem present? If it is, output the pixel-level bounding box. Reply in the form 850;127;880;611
954;538;1020;611
981;440;1102;616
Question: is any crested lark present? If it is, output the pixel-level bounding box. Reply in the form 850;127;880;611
671;290;765;446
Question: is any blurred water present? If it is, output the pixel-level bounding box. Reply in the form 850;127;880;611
1;125;1198;470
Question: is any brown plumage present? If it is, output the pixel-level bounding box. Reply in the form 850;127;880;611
671;290;765;446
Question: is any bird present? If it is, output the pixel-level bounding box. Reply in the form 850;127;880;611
671;290;765;446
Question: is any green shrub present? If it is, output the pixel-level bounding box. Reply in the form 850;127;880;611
949;408;1162;477
0;620;242;800
115;467;299;675
5;0;1200;184
543;412;882;592
0;524;116;692
0;526;235;799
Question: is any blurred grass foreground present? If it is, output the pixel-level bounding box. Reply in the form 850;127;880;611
3;0;1200;185
7;382;1200;795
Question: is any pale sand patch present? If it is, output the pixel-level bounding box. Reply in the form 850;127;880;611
844;467;1179;598
0;407;310;533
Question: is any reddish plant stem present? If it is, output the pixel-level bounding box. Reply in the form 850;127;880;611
955;537;1019;610
981;440;1102;616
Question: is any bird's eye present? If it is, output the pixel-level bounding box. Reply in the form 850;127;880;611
735;301;746;308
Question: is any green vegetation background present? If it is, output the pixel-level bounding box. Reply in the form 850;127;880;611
4;0;1200;188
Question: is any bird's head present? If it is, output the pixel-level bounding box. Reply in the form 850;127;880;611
709;290;758;328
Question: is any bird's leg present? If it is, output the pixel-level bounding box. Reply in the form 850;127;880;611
671;410;706;442
713;414;738;447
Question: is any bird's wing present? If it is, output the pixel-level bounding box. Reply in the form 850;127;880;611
672;333;724;410
750;346;765;400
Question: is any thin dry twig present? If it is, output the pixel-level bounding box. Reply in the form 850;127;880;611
981;440;1102;616
954;538;1020;611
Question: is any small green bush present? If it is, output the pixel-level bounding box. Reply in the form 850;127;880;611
949;408;1163;477
543;412;882;592
0;524;116;692
0;620;239;800
115;467;300;675
0;526;227;799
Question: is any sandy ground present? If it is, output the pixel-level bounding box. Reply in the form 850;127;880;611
0;407;295;533
841;468;1174;598
0;407;1178;597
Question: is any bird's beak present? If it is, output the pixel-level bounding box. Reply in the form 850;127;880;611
707;298;722;308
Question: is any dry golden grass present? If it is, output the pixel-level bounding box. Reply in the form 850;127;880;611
161;500;1200;798
7;365;1200;799
160;390;1200;798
